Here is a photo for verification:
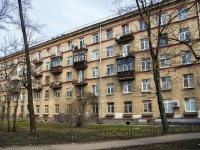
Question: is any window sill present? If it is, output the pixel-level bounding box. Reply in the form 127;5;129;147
43;114;49;116
66;97;71;99
183;87;195;90
161;89;172;91
165;113;174;117
183;112;198;118
123;92;132;95
142;91;151;93
44;98;49;100
106;114;115;118
123;113;132;118
142;113;153;117
107;94;114;96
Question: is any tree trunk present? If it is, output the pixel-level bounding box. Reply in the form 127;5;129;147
7;101;10;132
13;93;20;132
153;60;169;133
17;0;36;134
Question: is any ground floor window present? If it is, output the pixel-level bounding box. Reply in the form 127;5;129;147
143;100;152;113
185;98;196;112
107;102;114;113
124;101;132;113
163;99;173;113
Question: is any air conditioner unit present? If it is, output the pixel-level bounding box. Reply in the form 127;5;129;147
173;100;180;107
116;35;120;39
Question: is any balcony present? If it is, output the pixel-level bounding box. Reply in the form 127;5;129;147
50;52;63;58
50;81;62;89
77;95;84;100
73;60;88;69
33;71;43;78
50;66;63;74
116;51;135;80
115;30;134;43
32;58;43;65
74;44;88;51
72;78;88;86
32;83;42;91
11;86;20;93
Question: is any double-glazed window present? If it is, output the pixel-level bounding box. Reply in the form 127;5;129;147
140;38;149;50
107;102;114;113
139;20;147;31
35;105;40;114
44;105;49;114
74;50;85;62
123;81;132;93
45;90;49;99
45;76;50;85
143;100;152;113
66;88;72;98
106;29;113;40
179;28;190;41
159;33;168;47
124;101;132;113
51;57;62;67
107;46;113;57
68;41;73;50
157;13;166;25
141;58;150;71
177;7;188;20
161;76;171;90
35;92;40;100
107;64;114;76
185;98;196;112
164;99;173;113
93;103;98;114
92;50;98;60
181;51;192;64
122;43;130;56
67;56;72;66
142;79;151;92
92;33;98;43
92;85;98;96
122;24;129;35
92;67;98;78
160;54;170;68
46;62;50;70
183;74;194;88
117;58;134;72
55;90;60;98
107;83;114;95
67;72;72;81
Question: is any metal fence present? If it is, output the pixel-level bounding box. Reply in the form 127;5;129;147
0;125;200;146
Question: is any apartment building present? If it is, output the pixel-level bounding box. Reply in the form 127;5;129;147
0;0;200;124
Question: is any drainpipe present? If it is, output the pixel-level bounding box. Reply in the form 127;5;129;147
99;26;102;124
196;0;200;39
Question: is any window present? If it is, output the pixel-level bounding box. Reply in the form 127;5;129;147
92;50;98;60
55;90;60;98
92;85;98;96
30;54;34;61
20;106;24;113
92;33;98;43
117;57;134;72
185;98;196;112
142;79;151;92
157;13;166;25
122;43;130;56
183;74;194;88
160;54;170;68
92;67;98;78
46;62;50;70
139;20;147;31
21;93;25;101
107;83;114;95
123;81;132;93
140;38;149;50
67;56;72;66
143;100;152;113
107;102;114;113
35;92;40;100
93;103;98;114
159;33;168;47
142;58;150;71
45;90;49;99
74;50;85;62
122;24;129;35
106;29;113;39
55;74;60;84
107;64;114;76
38;51;42;60
45;76;50;85
68;41;73;50
44;105;49;114
78;70;84;82
181;51;192;64
80;37;84;46
51;57;62;67
106;46;113;57
13;94;18;101
161;76;171;90
66;104;72;114
124;101;132;113
47;48;51;56
179;28;190;41
177;7;188;20
36;105;40;114
164;99;173;113
67;72;72;81
55;105;60;114
56;45;61;55
66;88;72;98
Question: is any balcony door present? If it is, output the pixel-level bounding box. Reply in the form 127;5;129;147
122;43;130;57
79;70;84;82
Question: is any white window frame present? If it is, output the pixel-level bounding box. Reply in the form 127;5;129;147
92;67;98;78
80;37;84;46
177;7;188;20
106;46;113;57
44;105;49;114
107;64;114;76
46;62;50;70
55;89;60;98
67;56;72;66
107;102;114;113
160;54;170;68
183;74;194;88
45;90;49;99
122;43;130;57
92;33;98;43
122;24;129;35
185;98;196;112
67;72;72;81
139;20;146;31
47;48;51;56
106;29;113;40
35;105;40;114
164;99;173;113
107;83;114;95
142;79;151;92
141;58;150;71
92;85;98;96
66;88;72;98
54;105;60;114
123;81;132;93
181;51;192;65
179;28;190;41
92;50;98;60
143;100;152;113
140;38;149;50
157;13;166;25
93;103;98;114
124;101;132;113
161;76;171;90
35;92;40;100
68;41;73;50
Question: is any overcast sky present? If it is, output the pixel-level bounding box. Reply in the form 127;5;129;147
29;0;117;38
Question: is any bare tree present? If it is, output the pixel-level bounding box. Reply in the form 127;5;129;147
113;0;199;132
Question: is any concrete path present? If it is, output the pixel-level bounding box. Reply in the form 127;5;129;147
1;132;200;150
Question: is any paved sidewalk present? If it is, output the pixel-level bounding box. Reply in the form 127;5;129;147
1;132;200;150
